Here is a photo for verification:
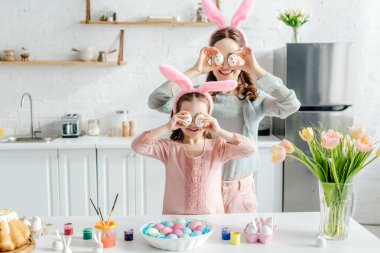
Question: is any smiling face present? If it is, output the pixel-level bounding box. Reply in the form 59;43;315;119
212;38;241;82
179;99;209;140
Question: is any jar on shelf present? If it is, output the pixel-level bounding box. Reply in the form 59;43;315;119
3;50;15;61
88;119;100;136
115;110;128;137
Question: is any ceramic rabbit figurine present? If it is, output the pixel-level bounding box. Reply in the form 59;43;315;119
61;235;72;253
93;231;103;253
52;229;64;251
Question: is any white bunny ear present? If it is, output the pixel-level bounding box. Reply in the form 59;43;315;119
56;229;61;241
67;236;72;247
202;0;226;28
231;0;255;28
62;236;67;247
159;64;192;91
198;80;237;93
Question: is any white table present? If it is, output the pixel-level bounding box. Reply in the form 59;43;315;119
35;212;380;252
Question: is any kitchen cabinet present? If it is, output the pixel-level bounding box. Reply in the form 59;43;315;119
57;149;97;216
0;150;60;216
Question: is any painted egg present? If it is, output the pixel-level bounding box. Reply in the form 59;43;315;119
191;230;203;236
180;233;191;239
175;218;187;225
163;221;174;227
316;236;326;248
172;223;185;230
189;221;202;230
160;226;173;236
181;227;192;235
194;114;205;128
213;53;224;66
147;228;159;236
260;225;273;236
183;114;192;126
154;223;165;230
195;225;205;232
227;54;239;66
167;234;179;239
172;229;183;237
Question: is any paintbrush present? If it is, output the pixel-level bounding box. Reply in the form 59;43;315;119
90;198;102;221
106;194;119;226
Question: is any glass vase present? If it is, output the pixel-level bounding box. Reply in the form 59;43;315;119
318;182;356;240
292;27;300;43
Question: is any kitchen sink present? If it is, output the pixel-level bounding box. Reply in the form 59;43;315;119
0;136;58;143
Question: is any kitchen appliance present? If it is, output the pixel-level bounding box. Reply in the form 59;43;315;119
273;43;356;212
61;114;81;138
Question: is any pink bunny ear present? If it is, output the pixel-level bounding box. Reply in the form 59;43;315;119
159;64;192;91
198;80;237;93
202;0;225;28
231;0;255;28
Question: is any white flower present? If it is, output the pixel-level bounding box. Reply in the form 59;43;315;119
297;16;302;21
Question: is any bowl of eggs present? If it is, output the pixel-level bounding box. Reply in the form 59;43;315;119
140;218;214;251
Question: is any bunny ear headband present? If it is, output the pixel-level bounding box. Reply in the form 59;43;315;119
159;64;237;114
202;0;255;46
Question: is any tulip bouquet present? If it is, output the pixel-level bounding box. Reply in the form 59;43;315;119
272;125;379;239
278;8;312;43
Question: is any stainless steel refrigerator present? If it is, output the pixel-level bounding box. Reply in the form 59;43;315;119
273;43;356;212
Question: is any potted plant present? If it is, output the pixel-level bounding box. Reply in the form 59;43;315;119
278;8;311;43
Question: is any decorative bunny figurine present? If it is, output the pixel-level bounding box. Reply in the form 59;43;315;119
159;64;237;115
93;231;103;253
202;0;255;46
61;235;72;253
52;229;64;251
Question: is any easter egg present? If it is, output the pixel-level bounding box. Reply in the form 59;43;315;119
180;233;191;239
227;54;239;66
260;225;273;236
195;225;205;232
181;227;192;235
316;236;326;248
175;218;187;225
213;53;224;66
183;114;192;126
189;221;202;230
194;114;205;128
147;228;159;236
154;223;165;230
191;230;203;236
163;221;174;227
172;229;183;237
167;234;178;239
172;223;185;230
160;226;173;236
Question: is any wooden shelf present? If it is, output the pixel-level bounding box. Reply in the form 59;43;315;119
0;61;127;66
80;20;214;26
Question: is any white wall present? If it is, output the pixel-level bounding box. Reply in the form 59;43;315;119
0;0;379;223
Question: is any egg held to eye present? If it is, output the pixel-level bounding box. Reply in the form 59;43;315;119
195;114;205;128
227;54;239;67
213;53;224;66
183;114;192;126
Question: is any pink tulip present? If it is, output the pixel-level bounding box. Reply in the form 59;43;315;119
279;139;295;154
321;129;342;149
271;145;286;163
349;125;364;140
356;134;374;152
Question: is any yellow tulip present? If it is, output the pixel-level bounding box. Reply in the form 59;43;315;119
299;127;314;142
376;148;380;157
280;139;295;154
349;125;364;140
0;128;4;138
271;145;286;163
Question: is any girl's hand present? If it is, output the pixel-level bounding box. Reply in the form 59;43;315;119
192;47;219;75
235;46;266;78
167;111;190;131
201;114;221;135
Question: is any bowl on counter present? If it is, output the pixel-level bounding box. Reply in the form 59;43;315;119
140;218;214;251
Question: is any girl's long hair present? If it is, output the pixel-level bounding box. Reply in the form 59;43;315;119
170;92;212;141
206;28;258;101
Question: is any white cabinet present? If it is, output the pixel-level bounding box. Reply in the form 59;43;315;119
97;149;138;216
255;147;283;212
0;150;60;216
57;149;97;216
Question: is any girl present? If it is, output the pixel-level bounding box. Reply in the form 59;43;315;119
147;0;300;213
132;65;256;215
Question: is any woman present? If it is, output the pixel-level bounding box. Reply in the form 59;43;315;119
147;0;300;213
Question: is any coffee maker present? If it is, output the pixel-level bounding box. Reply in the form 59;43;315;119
61;114;81;138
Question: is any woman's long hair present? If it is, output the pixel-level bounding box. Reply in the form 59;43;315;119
170;92;212;141
206;28;258;101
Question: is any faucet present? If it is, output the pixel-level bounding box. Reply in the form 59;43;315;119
20;92;41;138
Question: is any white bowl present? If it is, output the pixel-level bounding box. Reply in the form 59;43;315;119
140;219;214;251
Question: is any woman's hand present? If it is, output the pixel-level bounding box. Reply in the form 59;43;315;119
235;46;266;78
166;111;190;131
191;47;219;75
201;114;222;135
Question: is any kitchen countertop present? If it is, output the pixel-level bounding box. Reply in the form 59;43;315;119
0;135;280;150
34;212;380;253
